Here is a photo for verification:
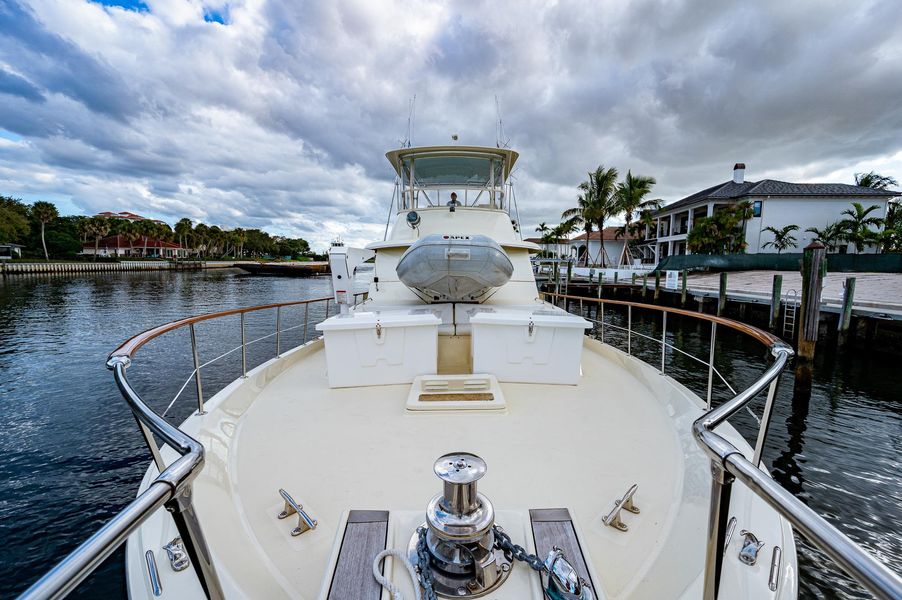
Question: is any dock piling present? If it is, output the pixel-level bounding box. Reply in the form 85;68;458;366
654;271;661;300
769;274;783;332
717;272;728;316
796;242;827;393
838;276;856;346
680;270;688;307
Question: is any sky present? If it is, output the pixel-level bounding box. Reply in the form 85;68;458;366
1;0;901;250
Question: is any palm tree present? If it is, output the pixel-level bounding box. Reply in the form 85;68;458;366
805;222;845;252
854;171;898;190
577;165;619;266
840;202;884;253
86;217;111;261
175;218;193;254
232;228;247;258
761;225;800;253
614;171;660;265
118;221;140;256
561;194;596;265
31;201;58;261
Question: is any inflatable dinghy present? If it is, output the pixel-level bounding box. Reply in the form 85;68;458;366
396;234;513;302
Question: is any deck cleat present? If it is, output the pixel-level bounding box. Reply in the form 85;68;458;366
738;530;765;566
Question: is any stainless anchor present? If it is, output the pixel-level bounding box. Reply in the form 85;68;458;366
544;547;595;600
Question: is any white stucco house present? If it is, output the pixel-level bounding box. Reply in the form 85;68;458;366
647;163;899;260
568;227;642;267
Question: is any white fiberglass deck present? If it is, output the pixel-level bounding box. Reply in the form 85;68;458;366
127;337;795;600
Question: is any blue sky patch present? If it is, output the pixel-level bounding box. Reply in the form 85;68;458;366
92;0;149;11
203;7;229;24
0;130;23;142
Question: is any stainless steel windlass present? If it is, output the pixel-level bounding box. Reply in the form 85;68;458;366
411;452;512;598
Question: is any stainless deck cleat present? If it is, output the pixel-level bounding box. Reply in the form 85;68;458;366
602;483;640;532
162;537;190;572
278;488;318;536
738;530;765;565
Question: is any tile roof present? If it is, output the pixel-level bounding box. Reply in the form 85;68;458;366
657;179;898;214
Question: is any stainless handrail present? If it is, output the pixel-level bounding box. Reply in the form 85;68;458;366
17;293;366;600
543;291;902;600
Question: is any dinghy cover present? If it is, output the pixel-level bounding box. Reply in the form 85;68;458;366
396;234;514;302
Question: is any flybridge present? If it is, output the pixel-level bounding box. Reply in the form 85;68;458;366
385;146;520;213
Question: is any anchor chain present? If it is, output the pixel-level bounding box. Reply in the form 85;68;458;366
415;527;439;600
493;525;549;573
414;525;549;599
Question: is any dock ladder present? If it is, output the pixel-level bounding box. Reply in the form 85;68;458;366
783;289;799;339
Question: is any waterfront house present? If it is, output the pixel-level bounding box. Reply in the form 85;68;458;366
81;235;188;259
568;227;644;267
648;164;899;261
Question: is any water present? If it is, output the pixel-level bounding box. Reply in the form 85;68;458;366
0;271;899;598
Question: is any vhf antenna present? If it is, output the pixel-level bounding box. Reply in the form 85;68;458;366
404;95;417;148
495;95;510;148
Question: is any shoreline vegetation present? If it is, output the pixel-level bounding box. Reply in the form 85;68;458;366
0;196;320;262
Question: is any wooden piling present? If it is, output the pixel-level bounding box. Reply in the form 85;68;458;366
837;276;856;346
642;274;647;299
795;242;827;393
654;271;661;300
717;272;728;316
769;274;783;332
680;270;688;307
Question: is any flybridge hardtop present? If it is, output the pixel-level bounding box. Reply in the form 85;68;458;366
19;143;902;600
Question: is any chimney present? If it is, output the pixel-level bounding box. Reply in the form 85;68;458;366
733;163;746;184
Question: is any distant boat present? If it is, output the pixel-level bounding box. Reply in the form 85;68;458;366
236;261;329;276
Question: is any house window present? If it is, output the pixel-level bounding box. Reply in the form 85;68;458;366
752;200;762;218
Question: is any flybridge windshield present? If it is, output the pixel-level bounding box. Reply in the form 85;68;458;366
403;156;503;187
398;152;510;212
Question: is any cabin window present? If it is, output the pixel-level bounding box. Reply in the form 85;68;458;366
404;156;501;187
752;200;762;218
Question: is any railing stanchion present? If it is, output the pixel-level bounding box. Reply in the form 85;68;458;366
303;302;310;343
707;322;717;409
189;323;205;414
661;311;667;374
275;306;281;357
702;462;734;600
166;493;226;600
600;301;604;343
240;313;247;378
627;305;632;355
136;419;166;473
753;375;781;465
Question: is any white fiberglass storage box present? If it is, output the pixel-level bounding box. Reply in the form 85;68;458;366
316;310;441;388
470;308;591;384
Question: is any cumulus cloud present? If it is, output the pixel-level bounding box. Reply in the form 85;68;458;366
0;0;900;248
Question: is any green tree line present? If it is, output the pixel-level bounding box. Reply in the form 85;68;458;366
0;197;314;261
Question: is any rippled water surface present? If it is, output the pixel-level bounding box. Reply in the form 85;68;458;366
1;270;899;598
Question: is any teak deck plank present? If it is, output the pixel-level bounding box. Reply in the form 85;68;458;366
327;510;389;600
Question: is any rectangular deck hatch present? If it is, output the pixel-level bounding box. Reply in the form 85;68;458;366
406;374;505;411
